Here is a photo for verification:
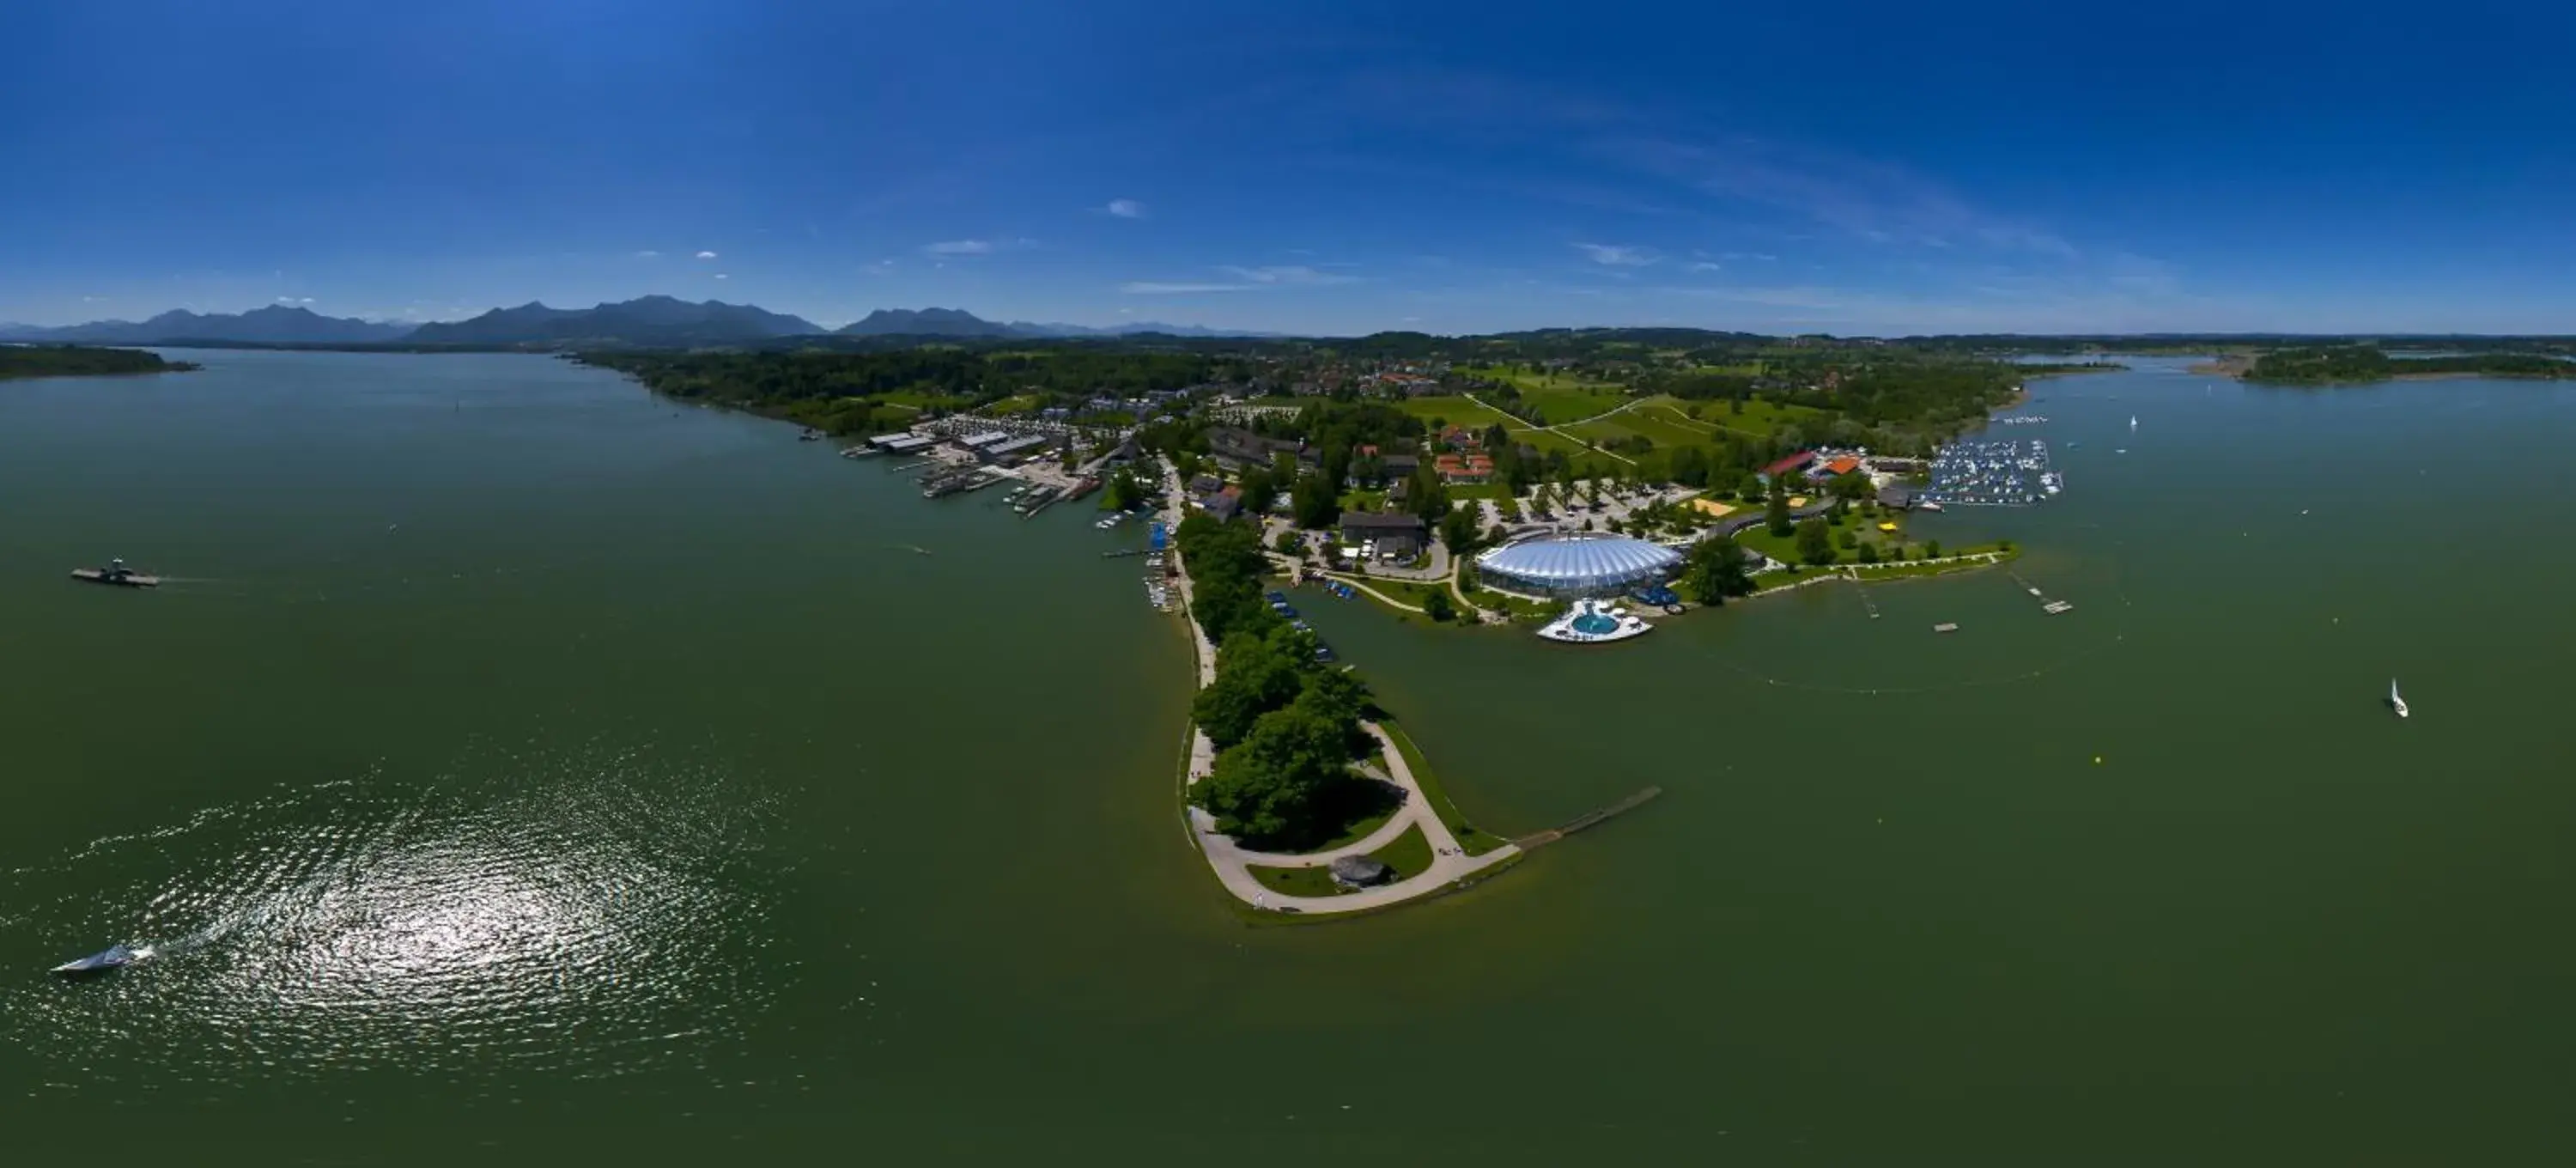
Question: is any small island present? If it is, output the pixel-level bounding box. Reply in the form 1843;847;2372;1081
0;344;198;381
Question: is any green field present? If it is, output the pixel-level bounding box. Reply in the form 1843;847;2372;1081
1676;396;1829;435
1519;388;1629;424
878;390;976;412
1461;364;1626;394
1397;395;1519;430
1735;514;2008;573
1393;395;1658;477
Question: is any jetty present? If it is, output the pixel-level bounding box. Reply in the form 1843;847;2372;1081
1516;786;1663;849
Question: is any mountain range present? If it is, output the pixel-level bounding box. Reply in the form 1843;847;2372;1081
0;298;1287;348
404;295;821;346
0;305;412;345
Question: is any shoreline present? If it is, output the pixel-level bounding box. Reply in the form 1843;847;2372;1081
1158;468;1528;921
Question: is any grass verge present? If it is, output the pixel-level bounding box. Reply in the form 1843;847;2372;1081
1369;824;1433;879
1378;721;1510;855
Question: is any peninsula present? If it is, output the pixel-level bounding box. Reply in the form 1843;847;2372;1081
2241;346;2576;384
0;344;198;381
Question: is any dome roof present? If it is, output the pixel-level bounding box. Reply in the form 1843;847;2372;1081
1475;534;1681;589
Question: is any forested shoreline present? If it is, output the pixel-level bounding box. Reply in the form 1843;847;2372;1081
0;345;199;380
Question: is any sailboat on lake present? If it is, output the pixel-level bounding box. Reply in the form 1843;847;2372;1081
2390;678;2409;719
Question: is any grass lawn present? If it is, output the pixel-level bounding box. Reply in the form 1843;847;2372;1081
1332;575;1449;615
1447;482;1511;501
878;390;975;411
1245;822;1430;896
1368;824;1434;879
983;393;1044;416
1739;522;2016;579
1247;863;1345;897
1308;803;1397;852
1464;587;1558;622
1379;721;1512;855
1397;395;1519;430
1461;364;1627;395
1520;388;1630;424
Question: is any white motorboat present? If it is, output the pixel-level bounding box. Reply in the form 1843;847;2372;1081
2390;678;2409;719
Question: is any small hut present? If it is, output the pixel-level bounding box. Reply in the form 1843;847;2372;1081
1329;855;1394;888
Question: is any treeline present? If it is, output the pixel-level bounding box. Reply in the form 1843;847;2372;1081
2246;347;2576;384
577;348;1247;435
0;345;199;380
1176;514;1384;850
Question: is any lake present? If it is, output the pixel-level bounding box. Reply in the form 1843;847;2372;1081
3;350;2573;1163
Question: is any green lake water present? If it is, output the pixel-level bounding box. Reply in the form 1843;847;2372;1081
4;350;2573;1164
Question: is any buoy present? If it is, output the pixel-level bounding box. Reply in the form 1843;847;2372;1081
2093;755;2103;764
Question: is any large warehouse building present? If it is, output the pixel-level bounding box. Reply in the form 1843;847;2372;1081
1473;534;1683;597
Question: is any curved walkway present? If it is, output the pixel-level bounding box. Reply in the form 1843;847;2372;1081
1188;723;1519;915
1163;466;1519;915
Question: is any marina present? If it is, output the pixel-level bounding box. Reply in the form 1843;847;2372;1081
1922;436;2060;507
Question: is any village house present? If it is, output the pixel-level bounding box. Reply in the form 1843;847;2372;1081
1339;510;1427;559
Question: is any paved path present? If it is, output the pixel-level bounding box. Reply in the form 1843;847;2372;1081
1188;723;1520;915
1161;465;1522;914
1311;570;1425;613
1463;392;1644;465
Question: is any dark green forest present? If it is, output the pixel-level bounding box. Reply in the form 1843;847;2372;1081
0;345;198;380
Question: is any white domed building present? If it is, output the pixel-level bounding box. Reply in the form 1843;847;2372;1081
1473;533;1683;598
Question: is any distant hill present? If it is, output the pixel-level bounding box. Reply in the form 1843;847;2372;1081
0;305;412;345
836;307;1016;338
832;307;1287;339
1006;319;1290;339
405;295;821;347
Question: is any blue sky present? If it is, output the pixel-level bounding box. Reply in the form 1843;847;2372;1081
7;0;2574;335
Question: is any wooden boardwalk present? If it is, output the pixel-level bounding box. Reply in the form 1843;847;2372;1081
1516;785;1662;849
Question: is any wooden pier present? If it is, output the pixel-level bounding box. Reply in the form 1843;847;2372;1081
1515;786;1662;849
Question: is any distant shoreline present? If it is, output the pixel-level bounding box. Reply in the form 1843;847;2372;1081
0;344;199;381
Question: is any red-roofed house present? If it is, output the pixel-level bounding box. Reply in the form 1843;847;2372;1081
1823;455;1862;477
1760;451;1815;478
1434;453;1494;484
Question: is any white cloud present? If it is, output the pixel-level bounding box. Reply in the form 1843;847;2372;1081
695;250;719;259
1686;261;1723;272
922;238;1035;257
635;250;664;259
1574;242;1658;267
1217;265;1359;285
1105;198;1146;219
714;273;729;280
273;296;315;304
1121;282;1255;295
863;259;899;276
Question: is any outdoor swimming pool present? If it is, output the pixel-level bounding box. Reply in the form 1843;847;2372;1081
1570;611;1619;636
